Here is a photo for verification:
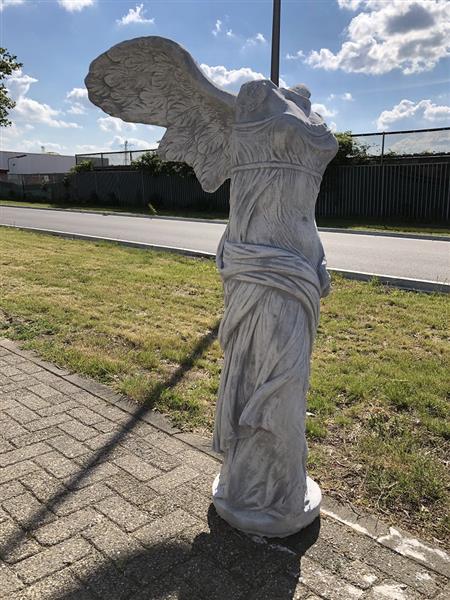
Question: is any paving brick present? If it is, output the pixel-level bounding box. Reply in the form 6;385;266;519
339;558;380;590
177;555;249;600
53;483;113;516
0;519;41;564
133;509;199;546
0;416;28;439
58;419;98;441
149;465;199;493
363;580;422;599
89;403;130;424
26;383;60;399
146;431;189;456
8;568;95;600
121;437;181;472
0;438;14;453
33;508;103;545
19;469;65;504
12;536;92;585
67;459;120;489
46;380;80;395
113;453;161;482
105;472;157;507
5;404;38;424
96;494;149;533
0;480;26;502
0;562;24;597
72;548;139;600
48;434;88;458
299;556;364;599
17;392;50;412
249;576;311;600
0;365;22;377
0;397;17;411
82;520;143;562
35;451;80;479
93;419;118;433
68;407;104;426
26;414;71;432
0;442;52;468
37;399;77;418
2;492;55;529
0;461;38;485
176;447;220;474
16;362;43;375
364;541;443;596
12;427;62;448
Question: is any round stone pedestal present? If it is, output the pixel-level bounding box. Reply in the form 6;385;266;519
212;474;321;538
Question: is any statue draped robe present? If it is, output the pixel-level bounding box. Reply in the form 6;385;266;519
212;108;337;537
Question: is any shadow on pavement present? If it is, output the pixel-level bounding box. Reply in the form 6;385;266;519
0;323;220;560
52;505;320;600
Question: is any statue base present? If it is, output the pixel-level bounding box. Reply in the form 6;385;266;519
212;473;321;538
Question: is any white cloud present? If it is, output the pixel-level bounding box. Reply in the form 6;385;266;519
226;29;235;38
0;0;25;11
286;50;305;61
19;139;66;153
111;136;152;150
212;19;222;36
377;98;450;130
329;92;354;101
117;3;154;26
57;0;94;12
14;97;81;128
306;0;450;75
200;64;265;91
338;0;363;9
311;103;337;118
5;69;81;129
66;87;88;101
66;87;90;115
97;116;138;133
67;103;86;115
243;33;267;49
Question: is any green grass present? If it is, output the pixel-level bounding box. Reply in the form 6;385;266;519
0;226;448;545
1;200;448;234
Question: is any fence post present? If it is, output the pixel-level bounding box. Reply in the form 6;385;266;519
380;131;386;217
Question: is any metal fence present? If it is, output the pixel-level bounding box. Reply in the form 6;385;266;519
350;126;450;162
2;160;448;223
318;161;449;221
75;149;156;168
75;127;450;168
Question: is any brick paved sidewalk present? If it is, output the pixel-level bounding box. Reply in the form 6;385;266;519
0;339;448;600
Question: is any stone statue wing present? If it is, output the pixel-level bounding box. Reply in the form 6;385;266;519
85;36;236;192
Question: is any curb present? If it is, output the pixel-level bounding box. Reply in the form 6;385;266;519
2;224;448;293
1;204;449;240
1;337;448;577
329;268;450;294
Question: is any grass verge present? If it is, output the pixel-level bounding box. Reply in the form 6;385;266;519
0;226;448;545
1;200;448;235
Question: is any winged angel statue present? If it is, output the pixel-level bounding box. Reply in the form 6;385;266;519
86;37;338;538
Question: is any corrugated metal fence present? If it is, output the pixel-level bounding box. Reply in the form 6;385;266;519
1;160;449;222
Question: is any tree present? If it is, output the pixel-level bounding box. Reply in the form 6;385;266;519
332;131;369;165
0;48;22;127
131;150;195;178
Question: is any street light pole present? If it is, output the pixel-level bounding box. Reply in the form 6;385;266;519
271;0;281;86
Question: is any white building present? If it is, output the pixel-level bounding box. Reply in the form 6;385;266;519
0;151;75;176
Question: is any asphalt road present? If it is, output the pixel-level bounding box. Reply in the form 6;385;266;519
1;206;449;284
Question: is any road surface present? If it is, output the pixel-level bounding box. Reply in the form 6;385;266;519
1;206;448;284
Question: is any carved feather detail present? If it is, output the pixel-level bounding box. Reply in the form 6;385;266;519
85;36;236;192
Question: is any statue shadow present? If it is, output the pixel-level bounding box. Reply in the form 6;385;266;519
60;505;320;600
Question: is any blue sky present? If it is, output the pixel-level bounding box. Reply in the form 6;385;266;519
1;0;450;156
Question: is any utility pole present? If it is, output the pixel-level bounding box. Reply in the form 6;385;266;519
271;0;281;86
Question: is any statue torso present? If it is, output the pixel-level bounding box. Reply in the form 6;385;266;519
226;82;338;269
